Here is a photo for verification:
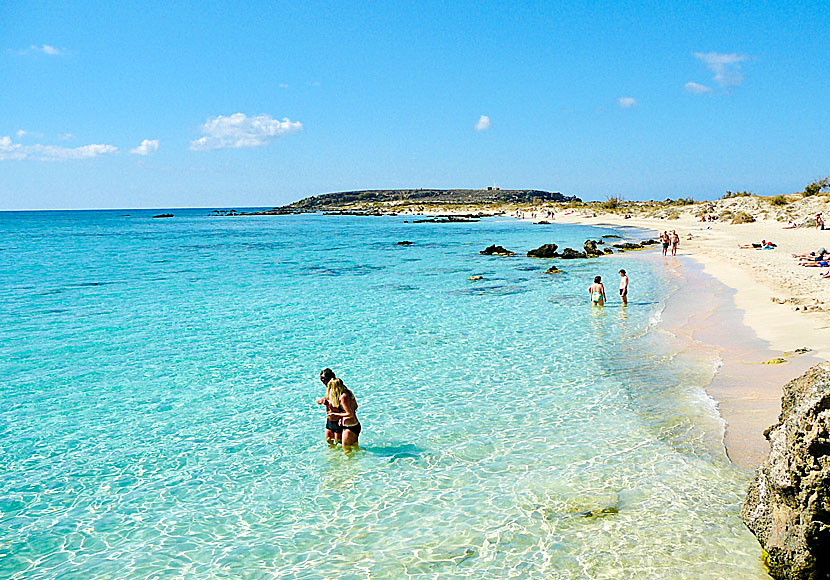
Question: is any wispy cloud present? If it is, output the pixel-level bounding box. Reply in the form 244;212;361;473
11;44;66;56
693;52;749;87
190;113;303;151
617;97;636;109
684;81;712;94
0;136;117;161
15;129;44;139
475;115;491;131
130;139;159;156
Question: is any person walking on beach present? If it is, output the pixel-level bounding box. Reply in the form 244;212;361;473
670;230;680;256
588;276;606;306
619;269;629;305
316;368;342;444
326;378;361;450
660;231;670;256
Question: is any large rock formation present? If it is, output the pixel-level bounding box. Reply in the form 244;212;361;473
527;244;559;258
742;362;830;580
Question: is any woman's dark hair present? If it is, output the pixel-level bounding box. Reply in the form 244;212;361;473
320;368;335;383
594;276;601;283
619;269;626;275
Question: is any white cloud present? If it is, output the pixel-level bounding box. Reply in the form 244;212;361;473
684;81;712;94
617;97;636;109
190;113;303;151
475;115;491;131
0;136;117;161
59;133;73;140
12;44;65;56
130;139;159;156
693;52;749;87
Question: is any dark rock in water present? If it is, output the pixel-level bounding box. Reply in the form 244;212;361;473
535;220;551;225
527;244;559;258
583;239;603;256
480;244;515;257
544;265;563;274
397;241;413;246
641;239;658;246
612;242;642;251
413;215;479;223
602;234;622;239
603;248;614;255
469;275;483;280
559;248;587;259
153;213;174;218
742;362;830;580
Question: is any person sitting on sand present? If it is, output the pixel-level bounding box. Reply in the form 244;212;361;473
784;221;798;229
588;276;606;306
325;378;361;450
670;230;680;256
316;368;342;444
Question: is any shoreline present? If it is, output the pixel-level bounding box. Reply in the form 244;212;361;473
551;212;829;468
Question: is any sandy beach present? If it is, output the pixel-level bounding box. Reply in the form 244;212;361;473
550;208;830;467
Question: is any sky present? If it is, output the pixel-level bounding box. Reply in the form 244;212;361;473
1;1;828;210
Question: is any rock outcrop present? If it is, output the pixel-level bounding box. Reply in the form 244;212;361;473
479;245;515;257
527;244;559;258
742;362;830;580
559;248;588;259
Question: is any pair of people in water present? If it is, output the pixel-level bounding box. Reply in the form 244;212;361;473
315;368;361;449
588;270;628;306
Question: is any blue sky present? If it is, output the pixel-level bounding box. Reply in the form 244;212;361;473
1;1;828;209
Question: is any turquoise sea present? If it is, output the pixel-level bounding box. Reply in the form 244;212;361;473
1;210;767;579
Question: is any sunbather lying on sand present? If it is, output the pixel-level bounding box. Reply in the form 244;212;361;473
792;248;827;258
739;240;776;249
800;259;829;267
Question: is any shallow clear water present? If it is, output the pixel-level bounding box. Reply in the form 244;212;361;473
0;210;767;579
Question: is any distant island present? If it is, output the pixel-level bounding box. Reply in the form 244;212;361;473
213;188;581;216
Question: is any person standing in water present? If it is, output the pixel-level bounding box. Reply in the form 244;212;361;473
670;230;680;256
316;368;342;444
588;275;606;306
660;231;670;256
619;269;629;305
326;378;361;450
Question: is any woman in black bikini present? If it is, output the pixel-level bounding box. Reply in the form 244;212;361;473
326;377;361;450
316;368;342;444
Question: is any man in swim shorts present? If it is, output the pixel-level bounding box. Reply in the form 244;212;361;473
619;269;629;305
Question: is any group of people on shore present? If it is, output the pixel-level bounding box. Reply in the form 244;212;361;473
588;269;628;306
660;230;680;256
315;368;362;449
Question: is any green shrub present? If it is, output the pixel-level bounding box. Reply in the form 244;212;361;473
722;190;754;199
770;195;788;206
602;195;623;210
675;197;695;205
803;177;829;197
731;211;756;224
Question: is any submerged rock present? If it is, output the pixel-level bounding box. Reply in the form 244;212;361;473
397;241;413;245
469;275;483;280
742;362;830;580
527;243;559;258
152;213;173;218
480;244;515;257
544;265;563;274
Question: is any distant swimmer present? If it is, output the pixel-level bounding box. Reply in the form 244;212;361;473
588;275;606;306
316;368;342;444
619;269;629;305
326;378;361;450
